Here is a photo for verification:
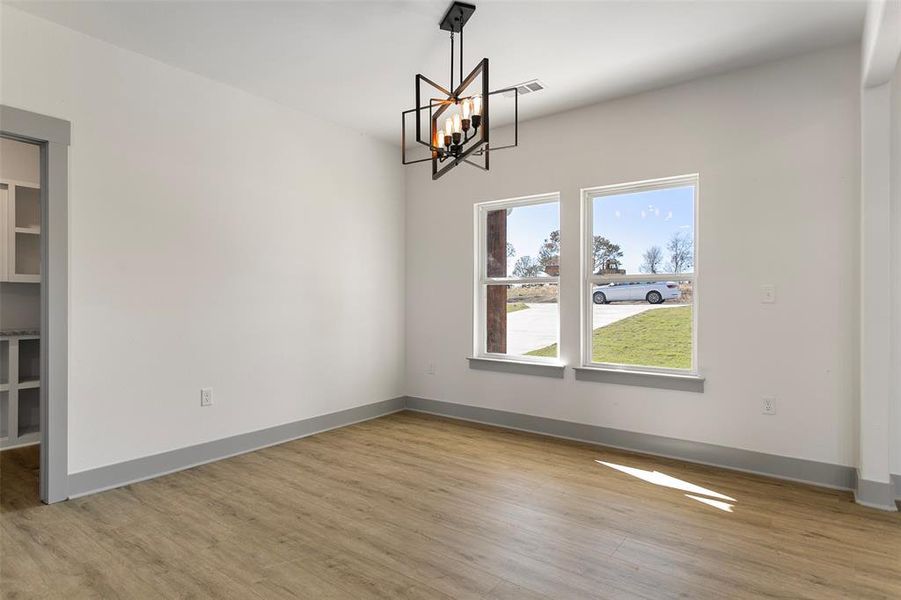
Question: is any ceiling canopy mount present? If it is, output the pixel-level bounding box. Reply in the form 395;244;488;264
439;1;476;32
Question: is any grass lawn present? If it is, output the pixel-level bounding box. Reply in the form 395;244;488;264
506;302;529;313
527;305;692;369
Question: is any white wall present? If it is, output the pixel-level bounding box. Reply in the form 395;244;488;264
859;0;899;494
406;45;861;468
892;56;901;477
1;6;405;473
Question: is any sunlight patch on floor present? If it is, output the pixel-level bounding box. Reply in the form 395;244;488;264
685;494;734;512
596;460;737;511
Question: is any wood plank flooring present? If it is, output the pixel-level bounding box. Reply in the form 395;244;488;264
2;411;900;599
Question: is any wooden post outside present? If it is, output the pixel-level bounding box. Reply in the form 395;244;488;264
486;209;507;353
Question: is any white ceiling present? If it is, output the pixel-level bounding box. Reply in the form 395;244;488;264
10;1;866;144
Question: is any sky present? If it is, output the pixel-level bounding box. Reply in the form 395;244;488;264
504;201;559;276
592;186;695;274
500;186;694;276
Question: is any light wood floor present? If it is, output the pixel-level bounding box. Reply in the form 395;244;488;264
2;411;900;599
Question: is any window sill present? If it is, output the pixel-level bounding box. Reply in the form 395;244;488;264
467;356;566;378
573;366;704;392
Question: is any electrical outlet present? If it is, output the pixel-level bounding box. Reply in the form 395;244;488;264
426;363;436;375
762;396;776;415
200;387;213;407
761;284;776;304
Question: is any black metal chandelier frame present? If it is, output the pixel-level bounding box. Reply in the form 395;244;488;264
401;1;518;180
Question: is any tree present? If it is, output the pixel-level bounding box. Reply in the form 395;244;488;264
512;256;540;278
537;230;560;269
593;236;624;273
506;242;516;258
666;232;693;273
640;245;663;274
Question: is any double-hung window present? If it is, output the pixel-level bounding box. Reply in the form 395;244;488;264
474;193;560;362
582;175;698;374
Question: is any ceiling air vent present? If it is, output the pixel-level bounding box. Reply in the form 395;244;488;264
502;79;546;98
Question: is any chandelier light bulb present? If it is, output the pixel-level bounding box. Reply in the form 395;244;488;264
472;95;482;116
462;99;471;120
453;113;462;134
445;117;453;138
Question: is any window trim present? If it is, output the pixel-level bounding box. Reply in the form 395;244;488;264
573;366;704;392
473;192;561;363
580;174;700;376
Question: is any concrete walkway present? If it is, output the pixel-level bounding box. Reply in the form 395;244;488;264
505;302;683;356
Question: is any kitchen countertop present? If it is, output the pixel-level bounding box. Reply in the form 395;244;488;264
0;328;40;338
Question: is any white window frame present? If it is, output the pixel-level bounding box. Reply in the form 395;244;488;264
473;192;561;364
581;174;699;375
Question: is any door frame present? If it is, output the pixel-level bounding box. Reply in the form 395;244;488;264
1;105;70;503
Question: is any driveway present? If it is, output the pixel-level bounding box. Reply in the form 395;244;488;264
505;302;682;356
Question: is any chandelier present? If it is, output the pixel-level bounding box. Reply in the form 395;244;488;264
402;1;518;180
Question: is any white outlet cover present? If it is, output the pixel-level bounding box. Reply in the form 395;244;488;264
201;387;213;406
761;284;776;303
762;396;776;415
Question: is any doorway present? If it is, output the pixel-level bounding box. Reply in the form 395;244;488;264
0;106;70;504
1;137;42;504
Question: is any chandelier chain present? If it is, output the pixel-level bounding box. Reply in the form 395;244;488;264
459;27;464;88
450;32;455;92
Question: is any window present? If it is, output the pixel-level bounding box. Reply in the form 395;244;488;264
474;194;560;362
582;175;698;374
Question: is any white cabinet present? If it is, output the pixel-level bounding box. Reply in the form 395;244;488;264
0;179;41;283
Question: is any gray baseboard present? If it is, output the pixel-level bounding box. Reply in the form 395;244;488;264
65;394;898;511
404;396;857;492
854;477;899;512
67;397;405;499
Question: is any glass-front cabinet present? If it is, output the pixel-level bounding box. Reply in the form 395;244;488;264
1;180;41;283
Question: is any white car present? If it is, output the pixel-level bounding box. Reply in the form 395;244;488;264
592;281;681;305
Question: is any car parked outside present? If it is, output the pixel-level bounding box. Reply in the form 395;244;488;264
592;281;681;305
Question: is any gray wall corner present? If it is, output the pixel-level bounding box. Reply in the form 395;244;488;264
855;475;899;512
